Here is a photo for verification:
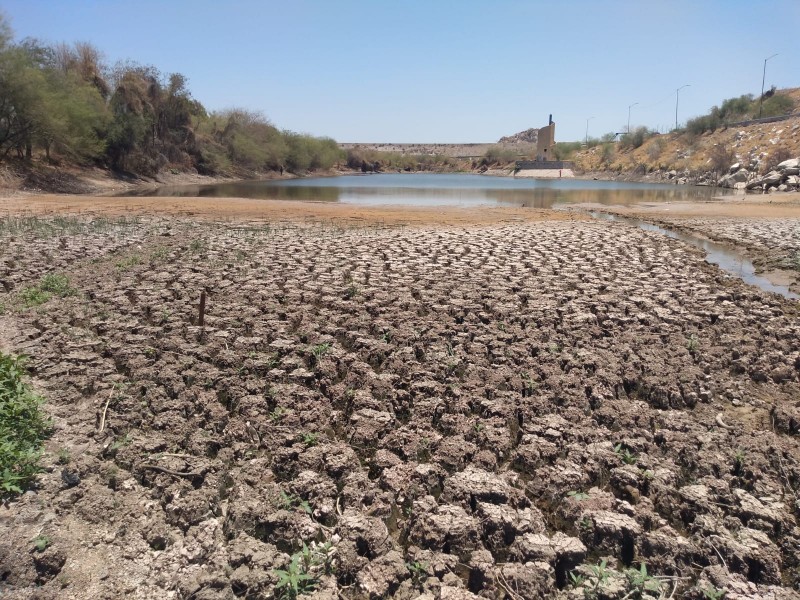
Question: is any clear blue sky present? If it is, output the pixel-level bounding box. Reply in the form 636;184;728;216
2;0;798;143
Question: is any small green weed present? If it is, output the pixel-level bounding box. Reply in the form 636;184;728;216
17;273;76;308
733;448;745;474
280;491;313;515
189;239;207;253
625;563;662;596
150;246;170;262
687;334;699;354
0;352;50;496
568;571;586;588
269;407;287;422
109;432;132;453
310;343;331;365
273;541;336;599
32;534;51;552
567;490;589;501
300;432;318;447
115;255;141;270
614;443;638;465
406;560;429;585
274;549;317;598
56;448;71;465
588;559;612;589
701;584;726;600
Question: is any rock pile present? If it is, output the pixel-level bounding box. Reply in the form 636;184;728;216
718;157;800;192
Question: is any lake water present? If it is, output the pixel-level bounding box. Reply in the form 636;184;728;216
121;173;727;208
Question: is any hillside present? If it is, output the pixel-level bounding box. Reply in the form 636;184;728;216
573;88;800;180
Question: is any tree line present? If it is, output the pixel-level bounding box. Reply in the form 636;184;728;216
0;16;342;176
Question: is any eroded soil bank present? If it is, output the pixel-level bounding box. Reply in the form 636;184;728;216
0;203;799;600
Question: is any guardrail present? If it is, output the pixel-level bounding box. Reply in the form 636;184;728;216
725;112;799;128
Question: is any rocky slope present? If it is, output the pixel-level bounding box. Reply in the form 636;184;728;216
574;88;800;183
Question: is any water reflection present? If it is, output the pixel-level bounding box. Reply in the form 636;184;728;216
119;173;726;208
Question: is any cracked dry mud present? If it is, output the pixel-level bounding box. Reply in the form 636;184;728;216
605;214;800;295
1;215;799;600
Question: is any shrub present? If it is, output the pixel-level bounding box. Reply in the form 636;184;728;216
619;127;657;151
482;146;517;166
708;144;737;174
553;141;583;160
600;142;615;165
762;146;794;174
0;352;50;495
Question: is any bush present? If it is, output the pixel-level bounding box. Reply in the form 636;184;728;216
600;143;615;165
759;94;794;118
708;144;737;174
0;352;49;495
619;127;657;150
553;141;582;160
762;147;794;174
482;147;517;166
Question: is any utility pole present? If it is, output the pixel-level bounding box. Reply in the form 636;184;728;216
585;116;595;146
627;103;639;135
675;85;690;131
759;53;778;119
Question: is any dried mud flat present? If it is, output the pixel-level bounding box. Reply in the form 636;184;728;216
0;213;799;600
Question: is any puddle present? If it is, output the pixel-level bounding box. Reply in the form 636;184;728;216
587;211;799;300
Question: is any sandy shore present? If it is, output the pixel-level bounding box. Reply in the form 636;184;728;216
0;194;581;226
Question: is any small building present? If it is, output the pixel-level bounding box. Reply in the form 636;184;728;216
536;114;556;161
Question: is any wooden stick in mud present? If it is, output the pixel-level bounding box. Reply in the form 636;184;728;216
98;384;116;432
198;290;206;327
140;464;203;479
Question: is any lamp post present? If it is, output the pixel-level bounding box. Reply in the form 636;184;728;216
759;53;778;119
627;103;639;134
675;84;690;131
585;116;595;146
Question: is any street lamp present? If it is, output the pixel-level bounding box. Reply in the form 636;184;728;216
675;85;690;131
759;53;778;119
585;116;595;146
627;103;639;134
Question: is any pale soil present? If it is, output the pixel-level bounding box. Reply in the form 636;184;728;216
0;194;579;226
513;169;575;179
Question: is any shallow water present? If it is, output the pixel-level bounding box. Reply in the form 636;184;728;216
120;173;725;208
588;211;799;300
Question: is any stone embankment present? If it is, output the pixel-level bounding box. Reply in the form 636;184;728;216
718;157;800;193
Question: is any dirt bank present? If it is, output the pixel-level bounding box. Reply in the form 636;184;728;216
0;211;798;599
0;194;578;226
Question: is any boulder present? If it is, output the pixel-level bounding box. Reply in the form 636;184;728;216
718;169;749;188
747;170;783;190
776;158;800;170
729;162;741;174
